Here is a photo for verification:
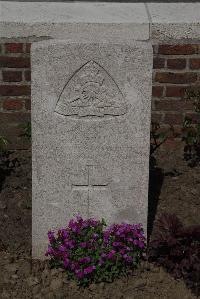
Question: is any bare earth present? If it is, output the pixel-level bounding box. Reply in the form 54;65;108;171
0;142;199;299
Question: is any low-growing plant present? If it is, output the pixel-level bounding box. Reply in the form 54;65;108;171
0;135;9;153
182;86;200;167
20;122;31;140
148;213;200;296
0;135;19;190
150;122;174;169
45;215;146;287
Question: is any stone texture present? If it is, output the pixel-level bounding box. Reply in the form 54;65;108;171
32;39;152;258
0;2;149;41
147;3;200;42
1;2;200;44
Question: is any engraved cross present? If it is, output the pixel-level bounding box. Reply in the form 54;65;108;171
72;165;108;202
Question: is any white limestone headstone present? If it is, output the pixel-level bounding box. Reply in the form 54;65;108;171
31;5;152;258
32;39;152;258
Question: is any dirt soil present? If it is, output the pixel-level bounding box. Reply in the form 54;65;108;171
0;142;200;299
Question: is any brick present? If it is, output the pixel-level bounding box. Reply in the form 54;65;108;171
25;43;31;53
3;99;23;111
166;86;187;97
0;56;30;68
190;59;200;70
164;138;183;148
0;126;23;137
164;113;183;125
2;71;22;82
185;113;200;124
0;85;31;96
1;137;30;150
152;86;163;97
24;70;31;81
158;45;197;55
151;112;163;123
0;112;30;124
163;125;182;138
25;97;31;110
154;99;194;111
167;59;186;70
5;43;23;53
153;57;165;69
155;72;197;84
0;112;31;150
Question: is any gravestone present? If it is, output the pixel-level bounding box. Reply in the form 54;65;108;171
32;38;152;258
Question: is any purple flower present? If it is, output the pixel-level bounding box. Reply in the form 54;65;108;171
46;246;62;258
80;242;87;248
123;254;132;263
106;224;115;233
89;218;99;227
133;239;145;248
98;258;104;266
112;241;122;247
46;215;146;283
68;219;81;233
127;237;133;242
103;232;110;244
79;257;91;264
58;245;66;252
68;219;75;228
82;221;89;229
76;214;83;223
83;265;96;275
119;249;125;255
72;226;80;234
107;250;116;259
58;228;68;239
47;231;55;243
124;246;131;251
45;245;54;256
133;239;139;246
63;258;70;268
93;233;99;239
138;240;145;249
75;269;84;279
70;262;79;271
64;239;75;249
126;256;132;263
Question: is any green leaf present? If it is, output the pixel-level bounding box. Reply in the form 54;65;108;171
158;132;167;143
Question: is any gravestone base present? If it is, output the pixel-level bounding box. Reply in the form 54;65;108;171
32;39;152;258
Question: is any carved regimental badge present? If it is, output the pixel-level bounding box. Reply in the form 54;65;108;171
55;60;127;117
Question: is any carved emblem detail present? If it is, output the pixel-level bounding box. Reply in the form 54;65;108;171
55;60;127;117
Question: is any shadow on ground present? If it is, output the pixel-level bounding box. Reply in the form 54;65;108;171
147;157;164;239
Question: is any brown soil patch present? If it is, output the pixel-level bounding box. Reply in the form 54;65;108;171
0;144;199;299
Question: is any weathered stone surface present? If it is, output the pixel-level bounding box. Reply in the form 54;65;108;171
147;3;200;42
1;2;200;43
32;39;152;258
0;2;149;41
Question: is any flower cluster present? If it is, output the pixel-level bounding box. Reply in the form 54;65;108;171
102;223;145;265
45;215;146;286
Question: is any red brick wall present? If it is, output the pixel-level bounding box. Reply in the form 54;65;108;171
152;44;200;135
0;42;200;149
0;43;31;149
